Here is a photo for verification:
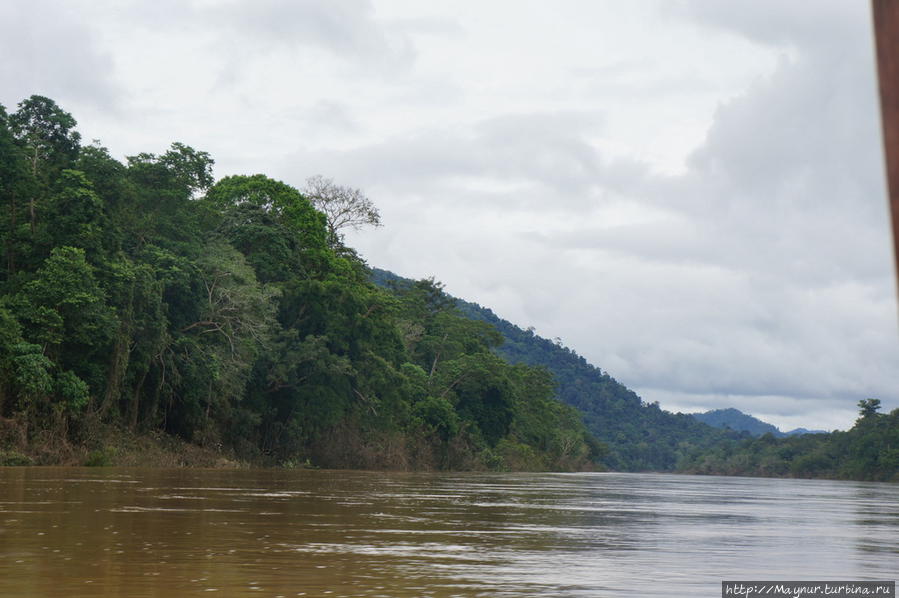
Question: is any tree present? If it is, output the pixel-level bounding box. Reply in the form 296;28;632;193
44;170;105;257
124;143;213;250
14;246;115;396
205;174;329;281
166;241;277;442
158;142;215;196
858;398;881;418
8;95;81;234
302;175;381;245
183;240;277;358
0;103;26;276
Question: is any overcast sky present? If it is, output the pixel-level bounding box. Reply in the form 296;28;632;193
2;0;896;431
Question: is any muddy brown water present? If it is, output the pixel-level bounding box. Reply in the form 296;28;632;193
1;468;896;597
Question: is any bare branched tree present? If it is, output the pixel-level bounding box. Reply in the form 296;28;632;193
303;175;381;244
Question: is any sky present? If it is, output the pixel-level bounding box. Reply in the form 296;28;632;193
2;0;896;432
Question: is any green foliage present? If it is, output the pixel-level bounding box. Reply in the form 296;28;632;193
858;398;881;418
0;451;33;466
8;95;80;193
16;246;116;389
84;446;116;467
5;95;886;479
55;370;89;411
44;170;106;257
157;142;215;195
0;104;28;278
8;343;55;403
127;142;213;198
412;395;460;441
206;175;327;249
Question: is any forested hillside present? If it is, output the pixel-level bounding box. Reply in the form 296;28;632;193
0;95;599;470
452;298;753;470
372;268;742;471
374;272;898;480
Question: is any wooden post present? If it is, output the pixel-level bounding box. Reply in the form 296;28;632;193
872;0;899;297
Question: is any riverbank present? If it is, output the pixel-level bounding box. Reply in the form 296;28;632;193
0;417;246;468
0;417;601;472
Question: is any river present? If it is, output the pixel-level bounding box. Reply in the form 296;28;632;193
0;468;896;597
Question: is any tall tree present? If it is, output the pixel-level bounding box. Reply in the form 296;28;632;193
302;175;381;246
205;174;329;281
858;398;882;418
125;143;213;250
0;104;26;276
8;96;81;235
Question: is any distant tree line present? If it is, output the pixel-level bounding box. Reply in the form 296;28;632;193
678;399;899;481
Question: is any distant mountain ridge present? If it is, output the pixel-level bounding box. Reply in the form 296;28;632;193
690;408;823;437
370;268;742;471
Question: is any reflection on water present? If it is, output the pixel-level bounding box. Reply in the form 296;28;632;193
0;468;896;597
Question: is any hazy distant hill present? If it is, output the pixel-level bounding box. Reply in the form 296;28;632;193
783;427;825;436
371;268;741;471
690;408;824;437
691;408;783;437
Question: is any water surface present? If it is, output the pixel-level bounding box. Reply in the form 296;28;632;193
1;468;896;596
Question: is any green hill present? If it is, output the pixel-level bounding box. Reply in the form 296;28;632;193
691;408;784;437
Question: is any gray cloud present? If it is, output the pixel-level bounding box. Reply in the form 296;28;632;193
208;0;418;75
386;17;466;39
279;110;624;201
665;0;868;51
628;1;897;416
0;1;121;113
113;0;417;69
572;60;723;100
304;100;362;134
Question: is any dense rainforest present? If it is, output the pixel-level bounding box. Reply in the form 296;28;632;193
0;95;600;470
